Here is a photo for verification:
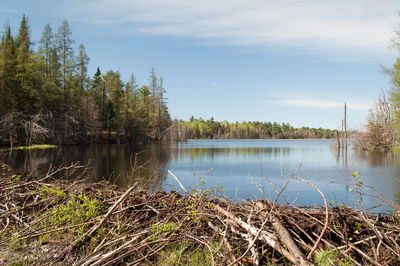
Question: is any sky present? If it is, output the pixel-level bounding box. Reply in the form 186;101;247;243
1;0;400;129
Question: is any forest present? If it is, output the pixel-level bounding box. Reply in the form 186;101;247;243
172;117;335;140
0;16;335;147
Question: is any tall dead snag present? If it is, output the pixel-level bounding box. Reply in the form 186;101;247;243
335;130;340;149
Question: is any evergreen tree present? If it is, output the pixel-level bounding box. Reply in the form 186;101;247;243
76;44;89;92
39;24;53;79
15;15;38;113
73;44;90;111
92;67;103;107
0;25;16;115
38;23;62;111
123;73;138;139
56;20;75;113
15;15;30;70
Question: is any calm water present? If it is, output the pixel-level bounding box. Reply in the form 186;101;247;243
4;139;400;211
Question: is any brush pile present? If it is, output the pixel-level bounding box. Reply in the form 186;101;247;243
1;163;400;265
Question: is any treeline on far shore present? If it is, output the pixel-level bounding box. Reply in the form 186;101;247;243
168;117;335;141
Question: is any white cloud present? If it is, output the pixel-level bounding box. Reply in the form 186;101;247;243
269;99;371;112
69;0;400;60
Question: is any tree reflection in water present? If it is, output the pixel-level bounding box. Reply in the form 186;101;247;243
3;144;171;191
3;140;400;210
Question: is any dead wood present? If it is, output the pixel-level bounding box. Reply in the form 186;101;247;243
0;164;399;265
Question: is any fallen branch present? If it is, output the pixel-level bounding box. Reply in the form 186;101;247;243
293;176;329;260
212;203;300;264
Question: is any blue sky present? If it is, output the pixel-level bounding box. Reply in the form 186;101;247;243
1;0;400;129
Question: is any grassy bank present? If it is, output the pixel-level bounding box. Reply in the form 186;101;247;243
12;144;57;150
0;164;399;265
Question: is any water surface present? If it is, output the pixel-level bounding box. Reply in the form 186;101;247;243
5;139;400;211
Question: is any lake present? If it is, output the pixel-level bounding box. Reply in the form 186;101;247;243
4;139;400;212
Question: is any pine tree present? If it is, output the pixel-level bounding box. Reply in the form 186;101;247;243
123;73;138;139
38;23;62;111
39;24;53;79
92;67;103;109
15;15;38;113
0;25;16;115
103;70;124;133
72;44;89;112
76;44;89;93
56;20;75;114
15;16;30;70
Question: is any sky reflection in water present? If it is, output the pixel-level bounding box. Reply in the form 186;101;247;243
5;139;400;212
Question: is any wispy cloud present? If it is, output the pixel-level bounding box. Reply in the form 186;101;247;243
269;99;371;112
69;0;400;60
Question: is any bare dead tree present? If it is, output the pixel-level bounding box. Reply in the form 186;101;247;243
0;112;24;148
355;91;394;151
0;112;50;147
23;113;49;146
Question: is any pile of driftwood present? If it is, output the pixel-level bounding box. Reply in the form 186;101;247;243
1;163;400;265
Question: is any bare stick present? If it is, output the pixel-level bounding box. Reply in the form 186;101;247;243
80;231;148;266
293;176;329;260
59;182;139;259
94;182;138;233
255;202;312;265
207;221;237;264
212;203;299;264
167;170;188;194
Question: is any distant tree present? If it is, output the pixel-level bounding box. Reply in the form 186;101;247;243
123;73;138;140
0;25;16;115
138;85;151;133
91;67;104;112
73;43;91;135
39;24;53;79
15;16;31;72
75;44;90;98
15;15;39;113
38;25;63;112
56;20;75;113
